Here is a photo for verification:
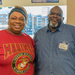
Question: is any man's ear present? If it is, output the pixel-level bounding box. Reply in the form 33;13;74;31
61;17;64;22
63;17;64;20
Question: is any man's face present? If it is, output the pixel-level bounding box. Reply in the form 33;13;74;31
8;11;25;34
48;6;63;28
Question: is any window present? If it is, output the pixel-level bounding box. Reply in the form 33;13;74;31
0;6;67;38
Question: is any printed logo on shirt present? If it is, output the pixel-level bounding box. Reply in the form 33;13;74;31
3;43;35;59
12;53;33;74
59;41;69;50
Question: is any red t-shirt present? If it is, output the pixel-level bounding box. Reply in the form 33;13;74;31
0;30;35;75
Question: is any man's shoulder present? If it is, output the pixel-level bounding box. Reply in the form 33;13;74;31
37;26;47;33
64;24;75;28
63;24;75;30
33;26;47;39
33;26;47;41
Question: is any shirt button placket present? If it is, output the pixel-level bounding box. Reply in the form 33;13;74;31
49;33;54;75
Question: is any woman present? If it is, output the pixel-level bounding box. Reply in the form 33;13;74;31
0;6;35;75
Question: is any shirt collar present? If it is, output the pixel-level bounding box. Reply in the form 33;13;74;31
46;22;64;32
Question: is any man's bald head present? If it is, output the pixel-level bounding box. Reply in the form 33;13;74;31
48;6;64;30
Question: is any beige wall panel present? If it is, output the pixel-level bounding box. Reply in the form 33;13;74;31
0;0;66;7
67;0;75;25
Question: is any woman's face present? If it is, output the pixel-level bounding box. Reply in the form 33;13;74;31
8;11;25;34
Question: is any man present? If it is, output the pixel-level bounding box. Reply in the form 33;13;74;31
34;6;75;75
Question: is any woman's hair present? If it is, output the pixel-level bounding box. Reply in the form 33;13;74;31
15;6;28;24
9;6;28;24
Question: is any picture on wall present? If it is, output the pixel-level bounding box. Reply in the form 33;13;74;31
0;0;2;5
31;0;59;3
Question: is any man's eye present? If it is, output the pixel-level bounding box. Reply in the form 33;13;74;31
57;14;61;17
50;13;62;17
50;13;55;15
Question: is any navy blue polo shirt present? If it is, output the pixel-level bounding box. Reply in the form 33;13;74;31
34;23;75;75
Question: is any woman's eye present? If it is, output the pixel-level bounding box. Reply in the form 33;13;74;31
10;17;24;21
11;18;16;20
20;19;24;21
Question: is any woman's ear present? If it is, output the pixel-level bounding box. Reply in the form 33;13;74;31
8;21;9;25
8;18;10;25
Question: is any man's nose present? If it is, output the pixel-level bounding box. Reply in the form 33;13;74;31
53;14;58;17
